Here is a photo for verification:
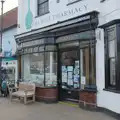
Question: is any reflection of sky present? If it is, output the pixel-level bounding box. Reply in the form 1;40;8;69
2;28;17;56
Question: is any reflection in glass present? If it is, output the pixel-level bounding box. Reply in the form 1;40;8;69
45;52;57;86
110;58;116;86
22;53;44;86
80;47;96;87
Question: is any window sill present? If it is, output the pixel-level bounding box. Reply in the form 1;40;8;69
36;86;57;89
80;88;97;93
35;11;50;18
80;85;97;93
103;88;120;94
67;0;82;6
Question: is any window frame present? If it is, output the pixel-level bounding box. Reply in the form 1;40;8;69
104;25;117;90
37;0;49;16
80;40;96;89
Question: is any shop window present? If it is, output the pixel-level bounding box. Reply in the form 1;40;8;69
45;52;57;86
38;0;49;16
21;51;57;87
105;25;117;89
22;53;44;86
80;46;96;89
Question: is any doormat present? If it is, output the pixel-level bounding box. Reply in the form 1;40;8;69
59;101;79;108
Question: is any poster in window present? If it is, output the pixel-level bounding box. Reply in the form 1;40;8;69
62;72;67;83
68;72;73;85
67;66;73;72
62;66;67;73
74;83;79;88
75;60;79;68
81;76;86;85
74;75;79;88
74;67;79;75
74;75;79;82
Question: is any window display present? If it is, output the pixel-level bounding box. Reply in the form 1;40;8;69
22;51;57;87
22;53;44;86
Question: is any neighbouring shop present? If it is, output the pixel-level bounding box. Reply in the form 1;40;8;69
2;57;18;86
16;11;98;105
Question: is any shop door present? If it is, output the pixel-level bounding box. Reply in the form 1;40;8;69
59;49;80;102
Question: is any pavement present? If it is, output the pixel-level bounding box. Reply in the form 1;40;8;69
0;98;117;120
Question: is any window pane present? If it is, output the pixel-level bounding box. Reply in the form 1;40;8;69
44;2;49;13
80;47;96;87
30;53;44;86
38;4;45;15
23;55;31;82
80;48;90;85
110;58;116;86
91;47;96;85
109;40;115;58
45;52;57;86
38;1;49;16
107;27;116;41
22;53;44;86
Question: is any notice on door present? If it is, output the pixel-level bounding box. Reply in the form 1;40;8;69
81;76;86;85
68;72;73;86
62;72;67;83
62;66;67;83
67;66;73;72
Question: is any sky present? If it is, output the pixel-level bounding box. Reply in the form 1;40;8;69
0;0;18;14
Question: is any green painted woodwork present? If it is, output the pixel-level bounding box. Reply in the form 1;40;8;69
25;0;33;30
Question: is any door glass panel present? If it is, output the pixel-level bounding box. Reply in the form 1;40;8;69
61;50;80;89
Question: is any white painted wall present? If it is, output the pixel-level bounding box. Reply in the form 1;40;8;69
18;0;120;113
96;28;120;114
17;0;100;34
17;0;120;34
96;0;120;114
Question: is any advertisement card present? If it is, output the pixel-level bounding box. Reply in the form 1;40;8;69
67;66;73;72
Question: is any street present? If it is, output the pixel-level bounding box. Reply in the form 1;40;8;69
0;98;116;120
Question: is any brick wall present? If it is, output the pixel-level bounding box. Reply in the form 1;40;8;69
79;90;97;109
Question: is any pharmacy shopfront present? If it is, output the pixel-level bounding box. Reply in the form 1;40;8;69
16;11;98;106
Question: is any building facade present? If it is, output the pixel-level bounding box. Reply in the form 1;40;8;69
15;0;120;114
0;8;18;86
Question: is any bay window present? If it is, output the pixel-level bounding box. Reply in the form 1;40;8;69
21;45;57;87
105;24;117;90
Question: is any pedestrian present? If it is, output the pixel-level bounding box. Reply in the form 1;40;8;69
1;71;8;97
1;79;7;97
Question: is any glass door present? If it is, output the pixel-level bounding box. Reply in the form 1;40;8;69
60;49;80;102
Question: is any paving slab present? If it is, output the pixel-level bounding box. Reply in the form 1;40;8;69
0;98;116;120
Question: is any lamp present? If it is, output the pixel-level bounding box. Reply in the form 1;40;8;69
0;0;5;67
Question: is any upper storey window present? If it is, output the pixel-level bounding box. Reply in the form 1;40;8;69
38;0;49;16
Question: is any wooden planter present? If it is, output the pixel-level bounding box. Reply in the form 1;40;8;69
35;87;58;103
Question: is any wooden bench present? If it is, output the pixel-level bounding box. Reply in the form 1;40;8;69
10;82;35;104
